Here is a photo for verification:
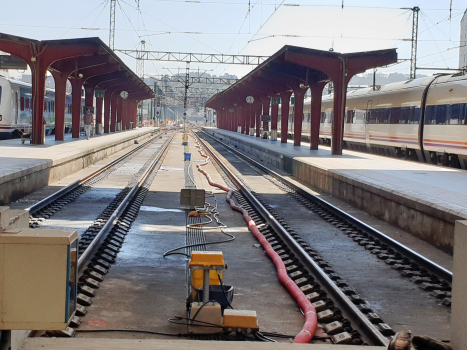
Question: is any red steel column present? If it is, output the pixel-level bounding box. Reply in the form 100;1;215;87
331;68;349;155
243;105;248;134
271;96;279;140
110;92;118;132
255;102;262;137
293;88;306;147
133;100;138;128
280;90;292;143
104;93;111;133
70;78;84;138
121;99;127;130
309;82;326;150
51;71;67;141
243;105;247;134
248;103;255;135
117;97;123;131
262;97;270;133
95;97;103;134
31;59;47;144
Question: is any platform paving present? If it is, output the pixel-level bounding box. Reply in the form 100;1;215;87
0;128;157;205
205;128;466;253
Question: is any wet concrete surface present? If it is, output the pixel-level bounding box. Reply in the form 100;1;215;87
200;133;451;341
76;132;306;342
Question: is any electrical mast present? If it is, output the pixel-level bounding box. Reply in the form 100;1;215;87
109;0;116;50
136;40;146;126
183;62;190;131
136;40;146;79
402;6;420;79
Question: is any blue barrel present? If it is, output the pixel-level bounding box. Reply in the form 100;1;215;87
184;153;191;161
182;141;188;146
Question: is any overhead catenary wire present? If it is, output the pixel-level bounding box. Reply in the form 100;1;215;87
58;0;110;38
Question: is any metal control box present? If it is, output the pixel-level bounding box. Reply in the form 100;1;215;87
0;228;79;330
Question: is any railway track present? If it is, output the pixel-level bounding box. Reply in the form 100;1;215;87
34;131;176;337
27;130;165;224
193;130;453;346
198;131;452;295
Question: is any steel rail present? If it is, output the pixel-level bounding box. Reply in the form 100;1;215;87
199;129;452;283
77;132;175;272
193;132;389;347
27;130;161;215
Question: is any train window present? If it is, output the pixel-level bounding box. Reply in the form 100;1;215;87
410;108;420;124
390;107;401;124
400;107;410;124
25;98;29;110
448;104;459;125
376;109;390;124
435;105;447;125
44;101;47;112
320;112;325;123
425;105;435;124
368;109;377;124
20;97;25;111
0;86;2;105
460;104;467;125
346;110;353;123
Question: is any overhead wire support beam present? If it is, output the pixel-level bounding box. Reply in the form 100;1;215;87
150;75;238;85
116;50;270;65
164;86;225;94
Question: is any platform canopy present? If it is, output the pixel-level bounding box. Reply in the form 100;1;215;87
0;32;154;144
205;45;397;155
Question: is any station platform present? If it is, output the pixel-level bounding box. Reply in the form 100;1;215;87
20;338;385;350
0;128;158;205
203;128;467;253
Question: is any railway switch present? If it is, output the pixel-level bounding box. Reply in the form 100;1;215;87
0;207;79;332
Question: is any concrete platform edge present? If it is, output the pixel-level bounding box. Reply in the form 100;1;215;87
0;130;156;205
20;338;386;350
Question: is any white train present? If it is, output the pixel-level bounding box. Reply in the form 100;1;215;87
278;72;467;169
0;75;73;140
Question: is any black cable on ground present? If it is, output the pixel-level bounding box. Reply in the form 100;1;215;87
217;271;234;309
74;329;187;337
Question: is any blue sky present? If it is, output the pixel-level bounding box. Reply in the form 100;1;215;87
1;0;465;79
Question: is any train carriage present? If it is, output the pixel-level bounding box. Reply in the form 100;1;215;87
0;76;73;140
276;72;467;169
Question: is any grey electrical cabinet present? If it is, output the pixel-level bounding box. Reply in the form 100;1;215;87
0;228;79;330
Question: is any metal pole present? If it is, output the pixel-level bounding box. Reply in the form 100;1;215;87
203;269;210;303
109;0;116;50
402;6;420;79
373;69;376;91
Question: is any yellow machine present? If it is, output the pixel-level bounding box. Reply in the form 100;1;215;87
189;251;224;297
187;251;258;334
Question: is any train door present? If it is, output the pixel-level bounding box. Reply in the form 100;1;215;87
365;100;372;147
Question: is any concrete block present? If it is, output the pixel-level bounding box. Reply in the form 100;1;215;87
451;220;467;350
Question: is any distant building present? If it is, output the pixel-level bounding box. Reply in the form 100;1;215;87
460;9;467;69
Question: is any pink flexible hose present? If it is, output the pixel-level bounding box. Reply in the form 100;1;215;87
194;141;317;343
